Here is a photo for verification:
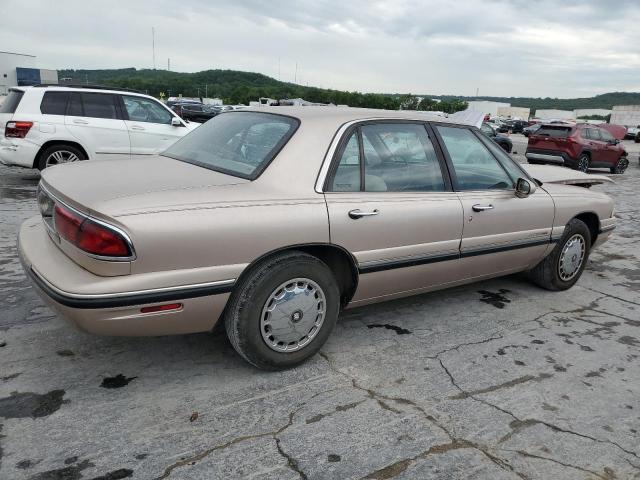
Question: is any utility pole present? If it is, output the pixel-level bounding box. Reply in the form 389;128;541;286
152;27;156;69
278;57;281;81
205;84;208;98
167;58;170;71
294;61;298;84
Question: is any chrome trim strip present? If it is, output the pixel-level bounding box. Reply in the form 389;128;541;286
39;183;137;262
31;267;235;300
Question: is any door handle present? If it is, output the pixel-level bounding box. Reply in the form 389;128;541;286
72;119;89;125
131;125;145;131
348;209;379;219
472;204;494;212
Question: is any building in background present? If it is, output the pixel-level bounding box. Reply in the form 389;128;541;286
610;105;640;127
466;100;510;117
534;109;574;121
574;108;611;119
497;106;530;120
0;51;58;94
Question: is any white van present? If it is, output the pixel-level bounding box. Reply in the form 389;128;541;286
0;85;199;169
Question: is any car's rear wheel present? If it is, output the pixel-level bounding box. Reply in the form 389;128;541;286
37;144;85;170
611;156;629;174
527;218;591;291
224;251;340;370
500;142;512;153
576;153;590;173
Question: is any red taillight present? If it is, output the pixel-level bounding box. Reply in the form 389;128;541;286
140;303;183;314
53;204;131;258
54;204;83;244
5;121;33;138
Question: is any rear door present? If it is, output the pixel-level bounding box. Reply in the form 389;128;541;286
583;128;604;163
596;128;620;164
64;92;130;160
434;124;555;278
121;95;187;156
324;121;465;304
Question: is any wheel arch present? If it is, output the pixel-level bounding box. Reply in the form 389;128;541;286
235;243;359;308
33;140;90;168
573;211;599;245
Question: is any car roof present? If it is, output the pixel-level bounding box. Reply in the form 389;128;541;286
237;106;462;127
17;85;154;99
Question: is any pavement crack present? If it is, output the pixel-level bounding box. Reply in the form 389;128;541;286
427;334;504;359
156;407;303;479
508;448;616;480
449;373;553;400
274;436;308;480
581;286;640;306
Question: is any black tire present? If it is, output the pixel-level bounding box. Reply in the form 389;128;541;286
36;144;86;171
527;218;591;291
500;142;512;153
575;153;590;173
610;156;629;174
225;251;340;370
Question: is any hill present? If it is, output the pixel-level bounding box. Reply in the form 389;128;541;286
58;68;640;112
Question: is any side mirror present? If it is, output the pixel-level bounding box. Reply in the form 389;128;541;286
614;139;621;145
171;117;182;127
515;177;536;198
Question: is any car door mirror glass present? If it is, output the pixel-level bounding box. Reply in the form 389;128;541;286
515;178;534;198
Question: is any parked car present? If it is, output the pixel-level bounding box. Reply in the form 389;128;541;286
504;119;528;134
19;108;616;370
526;123;628;174
173;103;217;123
480;122;512;152
0;85;198;170
624;125;639;140
523;123;541;137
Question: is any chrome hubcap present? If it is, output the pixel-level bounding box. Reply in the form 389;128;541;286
578;157;589;172
45;150;80;168
260;278;326;352
558;234;586;281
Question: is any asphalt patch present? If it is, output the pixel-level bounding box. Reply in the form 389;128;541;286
90;468;134;480
27;459;94;480
0;390;67;419
367;324;412;335
478;289;511;309
100;375;137;389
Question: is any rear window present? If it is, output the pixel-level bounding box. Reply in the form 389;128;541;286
162;112;299;179
40;91;70;115
0;90;24;114
534;126;573;138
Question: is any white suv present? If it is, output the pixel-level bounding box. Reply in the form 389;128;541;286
0;85;199;170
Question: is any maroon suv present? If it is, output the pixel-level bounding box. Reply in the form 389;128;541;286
526;124;628;174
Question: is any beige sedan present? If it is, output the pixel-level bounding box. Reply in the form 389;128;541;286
18;108;616;369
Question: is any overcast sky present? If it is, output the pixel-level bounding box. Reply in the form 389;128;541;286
2;0;639;98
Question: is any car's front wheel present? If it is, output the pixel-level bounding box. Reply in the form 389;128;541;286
37;144;85;170
576;153;590;173
225;251;340;370
527;218;591;291
611;156;629;174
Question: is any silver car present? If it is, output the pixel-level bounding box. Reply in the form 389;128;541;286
19;107;616;369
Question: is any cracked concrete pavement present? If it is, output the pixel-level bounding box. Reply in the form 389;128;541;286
0;135;639;479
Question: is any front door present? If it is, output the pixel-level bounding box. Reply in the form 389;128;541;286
324;122;464;304
433;124;555;279
121;95;187;157
65;92;130;161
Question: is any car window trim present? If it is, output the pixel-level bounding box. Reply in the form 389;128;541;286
430;122;518;192
472;128;535;185
323;119;454;193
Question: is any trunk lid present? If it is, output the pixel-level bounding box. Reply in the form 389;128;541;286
528;124;574;150
41;155;249;216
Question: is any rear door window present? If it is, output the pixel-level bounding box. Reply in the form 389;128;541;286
40;91;70;115
68;93;119;119
0;90;24;113
330;132;361;192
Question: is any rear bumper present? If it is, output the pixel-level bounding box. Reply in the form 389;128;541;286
525;152;566;164
0;137;39;168
18;217;233;336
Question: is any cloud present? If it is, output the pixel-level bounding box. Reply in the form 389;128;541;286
1;0;639;97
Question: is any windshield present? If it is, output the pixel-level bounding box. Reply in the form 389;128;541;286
162;111;299;179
